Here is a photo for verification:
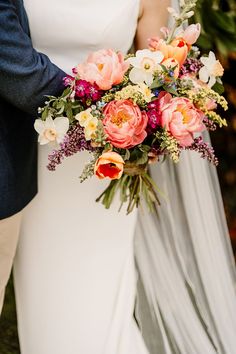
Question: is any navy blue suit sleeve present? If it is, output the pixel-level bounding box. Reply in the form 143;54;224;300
0;0;66;115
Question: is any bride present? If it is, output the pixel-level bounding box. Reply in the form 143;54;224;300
14;0;236;353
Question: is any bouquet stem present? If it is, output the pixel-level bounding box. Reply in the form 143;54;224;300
96;163;161;214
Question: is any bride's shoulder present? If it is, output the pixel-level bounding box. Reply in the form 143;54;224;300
138;0;170;20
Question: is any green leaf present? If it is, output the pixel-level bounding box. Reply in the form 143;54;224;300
61;87;72;98
136;152;148;165
162;84;178;96
123;149;131;161
41;107;49;120
55;101;65;115
139;145;151;153
212;81;225;95
64;102;73;120
150;80;163;89
129;148;148;165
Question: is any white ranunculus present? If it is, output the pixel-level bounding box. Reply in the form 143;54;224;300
34;116;69;145
128;49;164;87
199;51;224;88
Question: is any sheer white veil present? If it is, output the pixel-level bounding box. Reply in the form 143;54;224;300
134;1;236;353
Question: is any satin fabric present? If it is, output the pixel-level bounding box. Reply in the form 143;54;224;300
135;2;236;352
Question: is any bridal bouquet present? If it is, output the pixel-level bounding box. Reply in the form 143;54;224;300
35;0;227;213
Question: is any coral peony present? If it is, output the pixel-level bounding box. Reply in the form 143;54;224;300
158;92;206;146
94;152;124;179
103;100;148;149
76;49;129;90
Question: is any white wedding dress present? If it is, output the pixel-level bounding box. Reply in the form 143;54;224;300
14;0;236;354
13;0;148;353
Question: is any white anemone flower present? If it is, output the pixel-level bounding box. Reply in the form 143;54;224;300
34;116;69;145
199;51;224;88
128;49;164;87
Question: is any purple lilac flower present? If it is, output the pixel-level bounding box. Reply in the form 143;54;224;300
180;58;203;76
185;136;218;166
203;116;217;131
47;123;96;171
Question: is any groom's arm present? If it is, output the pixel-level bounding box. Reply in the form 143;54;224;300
0;0;66;116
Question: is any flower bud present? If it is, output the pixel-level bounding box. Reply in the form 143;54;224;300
183;24;201;45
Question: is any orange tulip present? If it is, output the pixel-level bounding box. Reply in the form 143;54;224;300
94;152;124;180
148;37;189;67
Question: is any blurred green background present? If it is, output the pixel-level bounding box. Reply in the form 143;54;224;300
0;1;236;352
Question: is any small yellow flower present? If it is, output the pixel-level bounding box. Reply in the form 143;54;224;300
84;116;98;140
135;83;154;102
75;108;94;127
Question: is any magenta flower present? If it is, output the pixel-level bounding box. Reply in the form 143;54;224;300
147;99;160;110
75;79;89;98
63;75;75;87
75;80;102;103
146;109;161;133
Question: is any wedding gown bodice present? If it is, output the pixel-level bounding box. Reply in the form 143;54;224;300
24;0;140;73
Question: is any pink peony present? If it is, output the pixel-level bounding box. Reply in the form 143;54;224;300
76;49;129;90
158;92;206;146
103;100;148;149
